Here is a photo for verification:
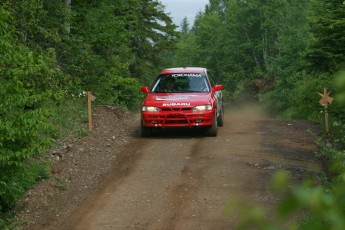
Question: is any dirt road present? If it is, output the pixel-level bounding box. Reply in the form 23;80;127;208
15;107;319;230
48;106;320;230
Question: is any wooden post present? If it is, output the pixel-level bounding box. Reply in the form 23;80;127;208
87;91;96;132
318;88;333;133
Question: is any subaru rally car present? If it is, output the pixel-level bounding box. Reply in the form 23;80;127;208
140;67;224;137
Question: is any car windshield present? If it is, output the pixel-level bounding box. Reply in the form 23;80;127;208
151;73;210;93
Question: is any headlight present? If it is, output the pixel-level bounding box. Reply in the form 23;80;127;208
142;106;160;112
193;105;212;111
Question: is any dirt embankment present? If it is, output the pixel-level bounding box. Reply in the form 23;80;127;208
13;105;321;230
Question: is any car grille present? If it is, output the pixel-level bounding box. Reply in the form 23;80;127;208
161;107;192;112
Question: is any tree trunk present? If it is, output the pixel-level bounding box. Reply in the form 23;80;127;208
64;0;71;34
244;30;262;72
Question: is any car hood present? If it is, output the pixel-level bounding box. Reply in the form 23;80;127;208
143;93;212;107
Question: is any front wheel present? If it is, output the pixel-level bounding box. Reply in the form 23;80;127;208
141;121;151;137
206;111;218;137
217;106;224;127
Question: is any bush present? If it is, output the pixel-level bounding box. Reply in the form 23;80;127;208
259;72;332;120
48;95;88;140
0;7;67;211
0;161;50;212
225;169;345;230
92;74;142;110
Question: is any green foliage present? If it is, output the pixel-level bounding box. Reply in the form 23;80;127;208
318;119;345;181
48;96;88;140
0;213;21;230
0;6;65;212
2;0;44;41
0;161;51;212
224;199;271;230
91;72;142;110
123;0;179;77
307;0;345;72
269;0;311;77
279;183;345;230
225;170;345;230
173;0;313;104
1;0;178;214
67;0;178;85
334;70;345;105
173;33;199;67
261;72;332;120
180;17;190;35
1;15;60;160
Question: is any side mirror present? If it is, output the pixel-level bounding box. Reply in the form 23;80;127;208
140;86;150;93
213;84;223;91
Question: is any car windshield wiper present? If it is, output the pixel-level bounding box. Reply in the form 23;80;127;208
152;90;175;93
181;90;204;93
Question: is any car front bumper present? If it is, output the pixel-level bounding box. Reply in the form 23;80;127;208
141;110;215;128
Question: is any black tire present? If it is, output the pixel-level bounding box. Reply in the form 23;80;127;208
141;121;151;137
217;106;224;127
206;111;218;137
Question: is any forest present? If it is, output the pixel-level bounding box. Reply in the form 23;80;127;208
0;0;344;228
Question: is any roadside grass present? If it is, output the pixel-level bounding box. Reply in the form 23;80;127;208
48;97;89;142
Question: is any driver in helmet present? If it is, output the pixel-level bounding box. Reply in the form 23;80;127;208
190;77;208;92
163;76;176;92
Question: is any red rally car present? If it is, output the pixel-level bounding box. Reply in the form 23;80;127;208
140;67;224;137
